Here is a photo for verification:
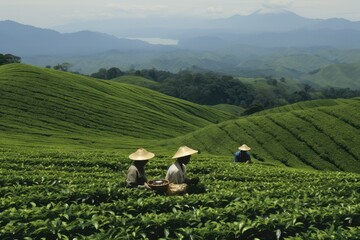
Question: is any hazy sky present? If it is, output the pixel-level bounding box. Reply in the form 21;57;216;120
1;0;359;28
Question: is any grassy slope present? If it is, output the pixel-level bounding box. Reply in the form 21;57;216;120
1;64;359;172
235;54;334;79
169;98;360;173
1;64;359;238
252;98;346;115
303;63;360;89
211;104;245;117
0;64;231;150
111;75;160;89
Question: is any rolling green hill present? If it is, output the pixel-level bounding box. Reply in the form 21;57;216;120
0;64;231;150
252;98;347;115
1;63;359;239
235;54;334;79
168;98;360;173
1;64;359;172
111;75;160;89
303;63;360;89
211;104;245;116
238;76;302;95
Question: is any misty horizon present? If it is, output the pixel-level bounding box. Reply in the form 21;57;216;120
1;0;360;29
2;2;360;88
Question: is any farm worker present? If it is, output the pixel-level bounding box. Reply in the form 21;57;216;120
234;144;252;163
166;146;199;185
125;148;154;189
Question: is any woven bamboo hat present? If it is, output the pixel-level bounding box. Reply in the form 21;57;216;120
129;148;155;161
172;146;198;159
238;144;251;151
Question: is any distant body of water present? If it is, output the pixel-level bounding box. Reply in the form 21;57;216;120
128;37;178;45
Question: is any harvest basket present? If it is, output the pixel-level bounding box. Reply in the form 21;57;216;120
148;179;169;193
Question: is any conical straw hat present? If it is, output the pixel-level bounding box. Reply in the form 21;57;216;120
238;144;251;151
172;146;198;159
129;148;155;161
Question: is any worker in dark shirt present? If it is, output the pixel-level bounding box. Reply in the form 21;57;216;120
126;148;154;188
234;144;252;163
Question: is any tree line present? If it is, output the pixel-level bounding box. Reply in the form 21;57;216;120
2;55;359;115
0;53;21;65
91;67;255;107
89;67;360;114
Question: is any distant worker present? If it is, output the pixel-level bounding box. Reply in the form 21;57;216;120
166;146;199;194
125;148;154;188
234;144;252;163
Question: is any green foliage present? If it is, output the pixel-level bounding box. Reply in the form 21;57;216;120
109;68;360;114
0;53;21;65
211;104;245;117
303;63;360;89
0;63;360;239
0;150;359;239
120;70;256;107
322;87;360;99
53;62;73;72
1;64;359;173
90;67;124;80
254;99;343;115
172;98;360;173
0;63;231;150
112;75;160;89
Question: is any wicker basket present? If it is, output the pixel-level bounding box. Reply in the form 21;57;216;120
148;179;169;192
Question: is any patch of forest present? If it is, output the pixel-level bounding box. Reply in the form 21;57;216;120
90;67;360;114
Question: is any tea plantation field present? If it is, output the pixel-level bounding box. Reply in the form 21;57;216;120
0;63;231;142
174;98;360;172
1;63;360;239
1;64;359;172
0;149;359;239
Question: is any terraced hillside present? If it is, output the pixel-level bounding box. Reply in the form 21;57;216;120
112;75;160;89
1;64;359;172
1;63;359;239
252;98;347;114
0;64;231;150
170;98;360;173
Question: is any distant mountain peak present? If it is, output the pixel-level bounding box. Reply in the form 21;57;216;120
0;20;152;56
226;10;308;23
248;9;307;19
250;9;296;15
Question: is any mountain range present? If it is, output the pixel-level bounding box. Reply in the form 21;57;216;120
1;11;360;89
0;20;155;56
2;11;360;57
54;10;360;39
